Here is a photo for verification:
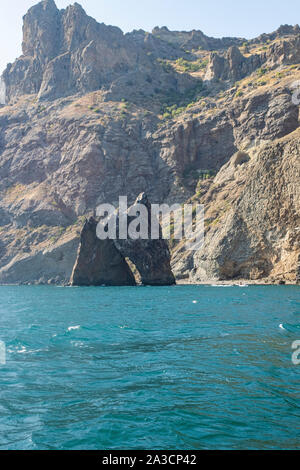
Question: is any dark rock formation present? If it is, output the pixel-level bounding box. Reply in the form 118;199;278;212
115;193;176;286
71;195;175;287
70;217;136;286
205;46;262;83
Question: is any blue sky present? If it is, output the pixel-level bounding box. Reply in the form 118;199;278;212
0;0;300;73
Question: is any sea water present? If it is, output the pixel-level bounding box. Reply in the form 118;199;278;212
0;285;299;450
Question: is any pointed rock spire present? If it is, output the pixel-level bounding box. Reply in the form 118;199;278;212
22;0;60;59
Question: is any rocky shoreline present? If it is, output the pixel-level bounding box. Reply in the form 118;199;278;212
176;279;299;286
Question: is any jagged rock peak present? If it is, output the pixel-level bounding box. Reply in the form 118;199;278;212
22;0;123;59
62;1;92;27
227;45;243;59
251;23;300;44
35;0;58;11
152;26;170;33
22;0;61;58
65;2;85;13
277;24;300;35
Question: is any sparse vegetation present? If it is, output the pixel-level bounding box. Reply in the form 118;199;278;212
156;58;173;73
257;67;269;77
175;57;209;73
37;105;46;113
183;167;217;182
160;81;206;120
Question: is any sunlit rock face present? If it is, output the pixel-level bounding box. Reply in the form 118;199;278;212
2;0;195;103
0;0;299;285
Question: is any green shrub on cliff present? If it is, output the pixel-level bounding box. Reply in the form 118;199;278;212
175;58;209;73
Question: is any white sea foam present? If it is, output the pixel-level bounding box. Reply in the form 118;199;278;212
71;341;84;348
16;346;45;354
211;284;231;287
68;325;81;331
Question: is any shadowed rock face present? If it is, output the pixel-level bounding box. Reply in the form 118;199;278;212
70;194;175;286
70;217;136;286
115;193;176;286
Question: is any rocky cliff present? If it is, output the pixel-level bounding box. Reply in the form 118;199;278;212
3;0;195;104
172;130;300;283
71;194;175;286
0;0;299;285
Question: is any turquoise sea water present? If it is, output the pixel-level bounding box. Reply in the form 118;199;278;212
0;285;299;450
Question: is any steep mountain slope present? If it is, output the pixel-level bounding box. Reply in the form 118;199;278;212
0;0;299;284
172;129;300;283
